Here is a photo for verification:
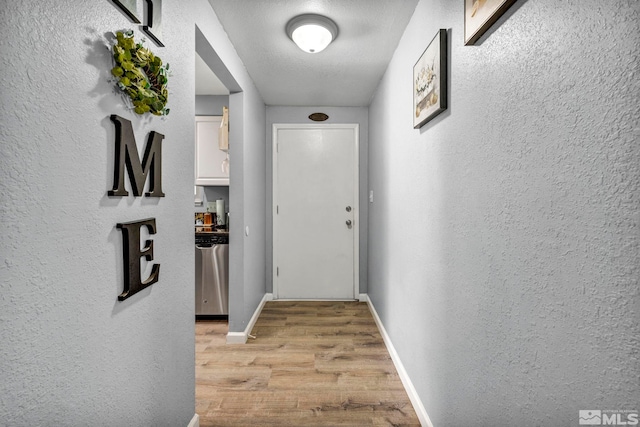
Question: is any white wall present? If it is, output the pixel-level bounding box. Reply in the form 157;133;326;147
368;0;640;425
0;0;266;424
265;106;369;294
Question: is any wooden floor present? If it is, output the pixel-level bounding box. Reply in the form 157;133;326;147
195;301;420;426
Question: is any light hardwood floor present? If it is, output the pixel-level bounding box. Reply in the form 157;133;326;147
195;300;420;426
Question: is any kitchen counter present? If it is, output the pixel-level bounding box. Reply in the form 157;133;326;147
195;226;229;236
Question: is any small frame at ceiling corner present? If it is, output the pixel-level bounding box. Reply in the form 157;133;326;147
464;0;517;45
112;0;141;24
413;29;447;129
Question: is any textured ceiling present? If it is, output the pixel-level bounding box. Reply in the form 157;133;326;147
206;0;419;106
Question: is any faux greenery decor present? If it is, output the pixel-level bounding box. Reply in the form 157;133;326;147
111;30;170;116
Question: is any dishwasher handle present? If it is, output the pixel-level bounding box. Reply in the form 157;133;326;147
195;244;214;250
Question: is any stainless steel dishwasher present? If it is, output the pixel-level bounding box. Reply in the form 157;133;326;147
195;232;229;316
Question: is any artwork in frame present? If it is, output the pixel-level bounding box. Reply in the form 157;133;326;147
413;29;448;129
112;0;141;23
464;0;517;45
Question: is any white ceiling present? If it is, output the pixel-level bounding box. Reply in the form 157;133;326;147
204;0;419;107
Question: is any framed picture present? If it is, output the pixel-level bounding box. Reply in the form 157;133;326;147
413;29;448;129
112;0;141;23
464;0;516;45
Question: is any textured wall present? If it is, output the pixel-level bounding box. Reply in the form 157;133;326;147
0;1;252;425
368;0;639;425
265;106;369;294
239;88;268;333
195;95;229;116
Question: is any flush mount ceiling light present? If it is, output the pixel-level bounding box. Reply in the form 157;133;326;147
286;14;338;54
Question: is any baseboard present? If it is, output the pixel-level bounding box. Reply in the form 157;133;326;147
226;293;273;344
187;413;199;427
363;294;433;427
225;331;247;344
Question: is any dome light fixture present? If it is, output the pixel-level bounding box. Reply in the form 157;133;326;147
286;14;338;54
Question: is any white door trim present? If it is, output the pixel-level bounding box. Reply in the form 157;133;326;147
272;123;359;300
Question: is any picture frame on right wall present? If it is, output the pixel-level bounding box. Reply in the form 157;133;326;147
413;29;448;129
464;0;517;45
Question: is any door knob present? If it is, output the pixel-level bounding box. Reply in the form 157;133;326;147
346;206;352;212
346;220;352;228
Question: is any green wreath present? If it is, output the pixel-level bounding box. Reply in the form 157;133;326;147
111;30;170;116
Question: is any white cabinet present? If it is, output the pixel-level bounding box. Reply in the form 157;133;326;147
195;116;229;186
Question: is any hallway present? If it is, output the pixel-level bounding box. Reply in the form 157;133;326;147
2;1;638;425
195;301;420;426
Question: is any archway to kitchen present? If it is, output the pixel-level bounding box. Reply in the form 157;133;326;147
193;7;268;343
194;25;243;336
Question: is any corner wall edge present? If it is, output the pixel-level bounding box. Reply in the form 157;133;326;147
226;293;273;344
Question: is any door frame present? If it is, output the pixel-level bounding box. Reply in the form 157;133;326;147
272;123;360;300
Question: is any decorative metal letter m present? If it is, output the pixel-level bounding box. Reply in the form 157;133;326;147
109;115;165;197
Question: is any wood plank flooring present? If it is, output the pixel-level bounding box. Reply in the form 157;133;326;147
195;301;420;426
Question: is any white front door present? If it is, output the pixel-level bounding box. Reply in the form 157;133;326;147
273;124;359;299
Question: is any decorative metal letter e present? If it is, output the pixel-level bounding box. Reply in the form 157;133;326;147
116;218;160;301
